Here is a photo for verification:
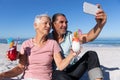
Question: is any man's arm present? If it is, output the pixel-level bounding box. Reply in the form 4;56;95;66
80;5;107;44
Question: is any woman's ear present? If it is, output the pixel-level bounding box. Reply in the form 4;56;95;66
34;22;38;29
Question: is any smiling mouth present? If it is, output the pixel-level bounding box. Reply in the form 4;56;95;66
45;28;50;30
61;28;66;31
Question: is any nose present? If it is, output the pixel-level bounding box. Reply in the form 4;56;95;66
63;22;67;27
47;23;51;28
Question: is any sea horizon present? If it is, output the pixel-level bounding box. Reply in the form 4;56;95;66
0;37;120;47
85;38;120;47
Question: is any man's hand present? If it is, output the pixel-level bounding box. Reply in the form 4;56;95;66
95;4;107;25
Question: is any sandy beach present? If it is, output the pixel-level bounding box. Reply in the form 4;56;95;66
0;44;120;80
80;45;120;80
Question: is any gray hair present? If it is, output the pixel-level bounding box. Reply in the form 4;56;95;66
34;14;51;23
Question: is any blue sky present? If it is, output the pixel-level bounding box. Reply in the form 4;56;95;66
0;0;120;39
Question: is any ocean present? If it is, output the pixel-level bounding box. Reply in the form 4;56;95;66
0;38;27;44
0;38;120;47
84;38;120;47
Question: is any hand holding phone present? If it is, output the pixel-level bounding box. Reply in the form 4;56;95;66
83;2;100;15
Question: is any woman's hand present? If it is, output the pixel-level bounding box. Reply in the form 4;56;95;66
70;46;82;57
6;51;20;61
0;73;5;80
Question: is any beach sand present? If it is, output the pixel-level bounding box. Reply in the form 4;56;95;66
80;46;120;80
0;44;120;80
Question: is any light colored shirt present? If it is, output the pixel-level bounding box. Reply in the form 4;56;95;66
20;38;61;80
49;31;75;67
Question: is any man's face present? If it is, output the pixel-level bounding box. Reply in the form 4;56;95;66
53;15;68;35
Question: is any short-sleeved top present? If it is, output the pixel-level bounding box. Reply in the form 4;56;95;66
49;31;75;68
20;38;61;80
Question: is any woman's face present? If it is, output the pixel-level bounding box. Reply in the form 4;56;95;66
35;16;51;36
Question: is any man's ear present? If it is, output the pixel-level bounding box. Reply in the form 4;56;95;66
52;22;56;29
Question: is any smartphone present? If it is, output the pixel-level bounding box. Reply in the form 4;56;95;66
83;2;100;15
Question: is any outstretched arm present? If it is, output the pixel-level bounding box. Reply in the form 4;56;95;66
54;50;78;71
0;54;26;79
80;5;107;44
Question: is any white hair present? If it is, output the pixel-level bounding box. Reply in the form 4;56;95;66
34;14;51;23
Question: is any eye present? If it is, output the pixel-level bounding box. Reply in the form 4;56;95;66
59;21;64;23
42;22;47;25
59;21;68;24
65;21;68;24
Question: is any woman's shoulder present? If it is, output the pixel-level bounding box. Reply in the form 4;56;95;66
21;38;33;47
22;38;32;44
47;38;57;43
47;39;59;46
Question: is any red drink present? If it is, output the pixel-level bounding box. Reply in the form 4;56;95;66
7;46;17;61
7;38;18;61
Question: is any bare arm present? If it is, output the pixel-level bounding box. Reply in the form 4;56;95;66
0;54;27;79
54;50;77;71
80;5;107;44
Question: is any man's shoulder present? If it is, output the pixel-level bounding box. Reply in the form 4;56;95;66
66;31;72;35
48;32;54;39
48;31;73;38
64;31;73;39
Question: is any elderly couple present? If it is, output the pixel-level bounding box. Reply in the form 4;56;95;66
0;4;107;80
